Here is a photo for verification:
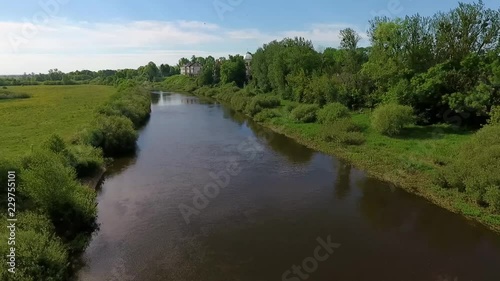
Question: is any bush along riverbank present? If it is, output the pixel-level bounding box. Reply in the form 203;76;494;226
160;76;500;233
0;81;151;280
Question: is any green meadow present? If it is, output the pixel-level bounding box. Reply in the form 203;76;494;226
0;85;114;159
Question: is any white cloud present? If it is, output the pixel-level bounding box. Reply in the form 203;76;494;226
0;19;366;74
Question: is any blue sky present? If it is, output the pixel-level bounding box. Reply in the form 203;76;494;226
0;0;498;74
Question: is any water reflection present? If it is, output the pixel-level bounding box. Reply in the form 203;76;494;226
151;92;161;104
222;106;246;126
334;162;351;200
250;121;316;164
152;92;203;106
356;175;500;253
221;106;316;164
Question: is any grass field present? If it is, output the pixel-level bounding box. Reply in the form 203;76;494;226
0;85;114;159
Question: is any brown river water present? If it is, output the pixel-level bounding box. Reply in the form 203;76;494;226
77;92;500;281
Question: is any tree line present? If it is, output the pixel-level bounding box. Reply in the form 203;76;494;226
177;1;500;127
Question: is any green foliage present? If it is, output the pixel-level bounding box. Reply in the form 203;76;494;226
193;85;219;98
317;102;350;124
213;83;245;102
252;37;322;98
161;75;198;92
20;149;97;247
254;108;281;122
44;134;67;154
0;212;69;281
44;134;104;177
304;74;337;105
290;104;320;123
284;101;300;113
68;83;148;157
372;104;415;136
488;105;500;125
0;89;30;100
99;84;151;128
245;95;281;116
439;125;500;212
220;55;247;87
230;95;252;112
66;145;104;177
319;119;365;145
90;115;138;156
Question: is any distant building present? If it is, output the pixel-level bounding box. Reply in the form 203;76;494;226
244;52;253;79
180;62;202;76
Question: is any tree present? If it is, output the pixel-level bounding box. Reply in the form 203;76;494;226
220;55;246;87
340;28;361;51
143;62;160;82
159;64;171;77
178;57;190;67
198;61;215;86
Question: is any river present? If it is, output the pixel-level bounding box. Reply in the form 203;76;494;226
77;92;500;281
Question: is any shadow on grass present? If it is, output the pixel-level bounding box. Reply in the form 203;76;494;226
395;125;473;140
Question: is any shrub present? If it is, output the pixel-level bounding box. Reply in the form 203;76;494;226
44;135;104;177
291;104;320;123
230;95;251;112
372;104;415;136
245;95;281;116
70;127;103;146
0;212;69;281
194;86;218;98
254;109;280;122
485;186;500;213
319;119;365;145
488;105;500;125
66;145;104;177
93;115;138;156
161;75;198;92
439;125;500;211
284;102;300;113
0;90;30;100
317;102;350;124
98;86;151;128
20;149;97;246
44;134;67;153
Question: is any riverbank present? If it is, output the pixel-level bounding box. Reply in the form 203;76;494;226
159;78;500;233
81;167;107;189
0;83;152;280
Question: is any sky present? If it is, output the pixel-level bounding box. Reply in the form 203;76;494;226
0;0;498;74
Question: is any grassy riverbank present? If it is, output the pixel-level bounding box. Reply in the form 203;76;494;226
0;83;151;280
160;76;500;233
